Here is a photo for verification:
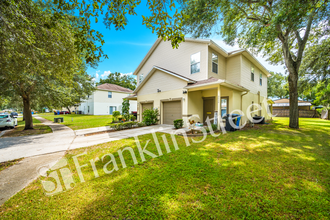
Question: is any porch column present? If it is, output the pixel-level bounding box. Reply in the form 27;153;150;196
182;91;189;127
217;85;221;130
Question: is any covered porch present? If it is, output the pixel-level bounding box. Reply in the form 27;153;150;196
184;78;249;128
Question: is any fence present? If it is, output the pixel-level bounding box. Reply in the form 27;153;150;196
273;109;318;118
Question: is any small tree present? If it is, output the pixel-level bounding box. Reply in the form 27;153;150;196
112;111;120;122
142;109;159;126
122;99;130;121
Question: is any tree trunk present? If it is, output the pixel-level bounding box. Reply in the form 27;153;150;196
22;95;33;130
288;71;299;129
67;106;71;114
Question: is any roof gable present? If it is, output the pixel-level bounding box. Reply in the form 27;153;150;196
134;66;196;93
133;37;271;78
97;83;133;93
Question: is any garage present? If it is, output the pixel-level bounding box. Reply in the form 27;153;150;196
163;101;182;125
141;103;153;113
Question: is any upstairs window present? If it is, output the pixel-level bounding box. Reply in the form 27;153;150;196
139;74;144;83
259;73;262;86
212;53;218;74
108;91;112;98
191;52;200;74
251;66;255;81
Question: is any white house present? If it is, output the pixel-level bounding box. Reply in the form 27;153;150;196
79;83;137;115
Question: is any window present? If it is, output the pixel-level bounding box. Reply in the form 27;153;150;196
259;73;262;86
191;52;200;74
109;106;116;115
108;91;112;98
221;97;228;117
88;106;90;113
212;53;218;74
139;74;144;83
251;67;255;81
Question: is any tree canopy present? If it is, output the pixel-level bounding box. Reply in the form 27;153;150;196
174;0;330;128
0;0;96;129
267;72;289;99
97;72;137;91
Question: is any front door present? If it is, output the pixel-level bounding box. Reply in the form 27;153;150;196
203;97;215;123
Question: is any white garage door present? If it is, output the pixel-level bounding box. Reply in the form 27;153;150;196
163;101;182;125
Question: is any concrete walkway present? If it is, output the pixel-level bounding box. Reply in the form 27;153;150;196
0;117;75;163
70;124;176;149
0;152;65;206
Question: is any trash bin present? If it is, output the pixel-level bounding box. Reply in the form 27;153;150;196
222;114;241;131
54;117;64;123
252;116;265;124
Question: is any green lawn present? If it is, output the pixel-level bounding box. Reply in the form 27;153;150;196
0;118;329;219
37;113;113;130
1;117;52;138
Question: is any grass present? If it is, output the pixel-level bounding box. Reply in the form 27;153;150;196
0;158;23;172
1;117;52;138
37;113;114;130
0;118;329;219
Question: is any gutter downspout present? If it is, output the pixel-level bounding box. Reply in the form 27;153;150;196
241;91;248;125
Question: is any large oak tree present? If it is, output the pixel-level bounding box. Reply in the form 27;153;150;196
173;0;330;128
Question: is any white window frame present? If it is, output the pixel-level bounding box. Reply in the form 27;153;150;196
108;91;112;98
251;66;255;82
190;52;201;74
212;53;218;74
109;106;117;115
139;74;144;83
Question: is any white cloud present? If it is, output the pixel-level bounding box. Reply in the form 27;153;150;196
95;70;100;79
101;70;111;78
121;72;133;76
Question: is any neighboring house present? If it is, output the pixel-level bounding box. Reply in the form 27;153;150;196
273;98;312;110
127;38;271;126
79;83;137;115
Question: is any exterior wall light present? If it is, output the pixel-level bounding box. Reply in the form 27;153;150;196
183;90;187;94
157;89;161;93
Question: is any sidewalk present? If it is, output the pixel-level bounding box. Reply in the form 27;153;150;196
0;117;75;163
0;152;65;206
70;124;176;149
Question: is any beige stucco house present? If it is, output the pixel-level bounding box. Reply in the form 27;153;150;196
127;38;271;127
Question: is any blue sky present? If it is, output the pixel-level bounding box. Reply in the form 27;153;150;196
87;2;286;81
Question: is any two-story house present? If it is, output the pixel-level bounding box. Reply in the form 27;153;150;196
127;38;270;127
79;83;137;115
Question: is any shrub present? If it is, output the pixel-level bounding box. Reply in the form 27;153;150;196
122;99;130;121
316;108;323;116
109;122;138;130
138;122;146;127
130;115;136;121
211;124;218;131
173;119;183;129
142;109;159;126
112;111;120;121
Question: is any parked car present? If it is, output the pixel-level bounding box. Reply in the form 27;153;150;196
10;112;18;118
0;114;16;129
60;111;70;115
